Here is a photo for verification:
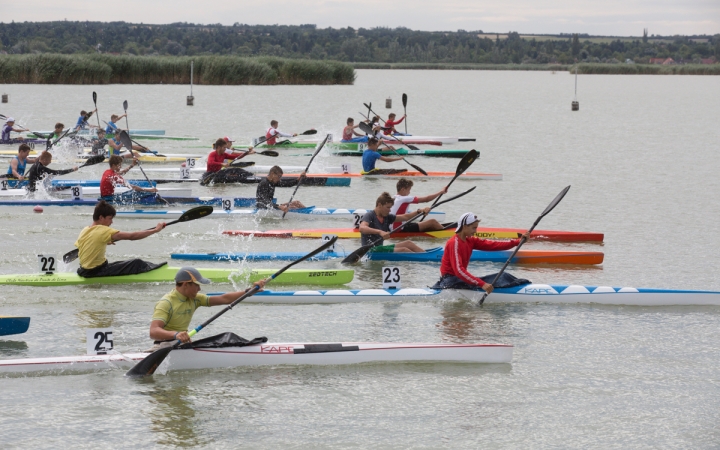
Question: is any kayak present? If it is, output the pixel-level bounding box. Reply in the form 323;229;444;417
30;129;166;136
115;207;446;221
255;138;443;147
0;186;193;198
223;226;605;243
0;196;261;207
0;266;354;286
0;340;512;374
0;316;30;336
210;285;720;306
140;165;344;174
276;171;502;181
332;149;468;158
171;247;603;265
28;132;195;141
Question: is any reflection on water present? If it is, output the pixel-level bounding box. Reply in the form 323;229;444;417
437;302;529;343
0;340;29;356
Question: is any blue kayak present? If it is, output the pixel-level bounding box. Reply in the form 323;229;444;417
0;196;265;207
6;179;156;189
0;317;30;336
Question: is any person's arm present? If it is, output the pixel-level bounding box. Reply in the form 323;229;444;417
395;207;429;223
43;166;78;176
449;237;487;288
379;155;404;162
208;280;266;306
149;320;182;342
130;184;157;193
358;220;391;240
416;187;448;203
112;223;165;241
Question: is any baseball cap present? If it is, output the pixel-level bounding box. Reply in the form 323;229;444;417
455;212;480;233
223;136;234;142
175;267;211;285
7;117;15;122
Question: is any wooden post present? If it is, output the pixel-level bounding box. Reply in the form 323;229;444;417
187;61;194;106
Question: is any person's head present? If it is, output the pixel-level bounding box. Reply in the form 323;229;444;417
268;165;284;184
270;120;278;128
6;117;15;125
93;200;117;222
388;113;396;120
223;136;234;144
347;117;354;125
110;114;119;122
375;192;394;217
18;143;31;155
80;110;88;117
455;212;480;235
108;155;124;171
38;151;52;166
97;129;106;138
371;116;380;124
54;123;64;133
214;138;227;152
396;178;413;195
174;267;211;298
367;136;380;150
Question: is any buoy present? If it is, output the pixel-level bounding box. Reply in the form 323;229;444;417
33;205;43;213
571;65;579;111
385;97;392;108
1;94;7;103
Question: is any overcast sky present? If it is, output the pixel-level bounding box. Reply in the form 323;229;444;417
2;0;718;36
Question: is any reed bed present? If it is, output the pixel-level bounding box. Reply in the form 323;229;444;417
352;63;571;71
573;63;720;75
0;54;355;84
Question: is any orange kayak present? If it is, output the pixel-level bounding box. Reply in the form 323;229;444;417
275;171;503;180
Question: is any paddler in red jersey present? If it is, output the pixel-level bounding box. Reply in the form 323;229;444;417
383;113;406;135
265;120;297;145
100;155;158;201
201;138;254;185
432;212;530;292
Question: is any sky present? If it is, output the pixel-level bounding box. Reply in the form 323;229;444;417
2;0;719;36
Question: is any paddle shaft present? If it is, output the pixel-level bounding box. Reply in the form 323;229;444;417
478;186;571;304
421;150;479;221
281;134;329;218
402;93;408;134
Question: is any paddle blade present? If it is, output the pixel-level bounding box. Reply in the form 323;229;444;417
229;160;255;168
125;345;174;377
341;244;372;265
406;144;419;150
359;122;373;135
409;162;428;176
178;205;214;223
300;129;317;135
123;100;128;111
93;91;97;105
540;185;571;218
118;130;133;150
79;154;106;168
402;93;407;108
259;150;279;157
456;150;479;176
63;248;79;264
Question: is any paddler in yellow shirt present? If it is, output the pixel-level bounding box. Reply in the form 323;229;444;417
74;200;166;278
148;267;266;351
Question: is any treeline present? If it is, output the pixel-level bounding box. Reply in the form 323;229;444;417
1;21;718;65
0;54;355;84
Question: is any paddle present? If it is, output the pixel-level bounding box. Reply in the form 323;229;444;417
228;150;279;166
77;154;107;169
125;235;339;377
366;102;372;121
92;91;101;130
341;186;477;264
420;150;479;221
402;93;408;134
358;122;427;175
102;120;162;156
281;134;329;219
118;130;169;206
478;185;571;305
255;129;317;147
361;105;420;150
63;205;214;264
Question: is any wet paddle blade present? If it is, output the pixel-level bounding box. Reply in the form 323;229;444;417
125;345;174;377
402;93;407;108
63;248;79;264
229;160;255;168
177;205;214;223
79;154;106;168
118;130;133;150
409;162;428;176
123;100;128;111
259;150;279;157
300;129;317;135
359;122;372;134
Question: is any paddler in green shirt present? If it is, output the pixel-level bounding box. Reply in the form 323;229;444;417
148;267;266;351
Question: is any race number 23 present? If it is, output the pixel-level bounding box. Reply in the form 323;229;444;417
382;266;401;289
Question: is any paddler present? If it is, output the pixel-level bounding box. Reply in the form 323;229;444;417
25;151;78;192
342;118;364;142
107;131;143;158
361;137;406;175
391;179;447;231
74;200;166;278
1;117;26;143
201;138;254;185
432;212;530;292
50;123;65;140
221;136;255;156
265;120;297;146
6;144;37;181
148;267;266;351
256;165;306;212
383;113;406;136
89;129;109;156
74;109;98;131
100;155;158;200
357;192;428;253
104;114;127;135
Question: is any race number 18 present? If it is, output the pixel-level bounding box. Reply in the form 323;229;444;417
71;186;83;200
382;266;401;290
87;329;114;355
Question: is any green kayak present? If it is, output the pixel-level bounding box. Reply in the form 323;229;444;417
0;266;354;287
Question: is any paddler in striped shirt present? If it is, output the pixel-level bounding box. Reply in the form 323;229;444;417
148;267;266;351
433;212;530;292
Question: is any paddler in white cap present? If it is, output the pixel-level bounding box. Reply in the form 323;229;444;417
434;212;530;292
148;267;266;351
1;117;27;143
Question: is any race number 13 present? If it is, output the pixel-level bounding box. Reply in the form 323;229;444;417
382;266;401;290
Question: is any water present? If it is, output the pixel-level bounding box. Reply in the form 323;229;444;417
1;70;719;447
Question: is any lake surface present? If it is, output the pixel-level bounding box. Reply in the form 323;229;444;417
1;70;719;448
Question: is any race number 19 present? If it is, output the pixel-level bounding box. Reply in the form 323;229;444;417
71;186;83;200
382;266;401;290
87;329;114;355
221;198;234;211
37;254;57;274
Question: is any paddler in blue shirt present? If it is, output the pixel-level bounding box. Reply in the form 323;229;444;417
361;136;406;175
107;132;142;158
148;267;266;351
104;114;127;135
74;109;98;131
5;144;37;181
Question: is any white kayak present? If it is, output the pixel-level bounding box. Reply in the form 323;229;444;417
139;165;344;174
0;341;512;374
0;186;193;198
210;285;720;306
115;207;445;221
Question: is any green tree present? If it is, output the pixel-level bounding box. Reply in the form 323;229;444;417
571;34;581;56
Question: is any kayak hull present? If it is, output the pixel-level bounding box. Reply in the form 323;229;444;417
0;317;31;336
116;208;445;221
172;248;603;265
0;266;354;287
223;227;605;243
0;197;261;207
0;342;512;374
